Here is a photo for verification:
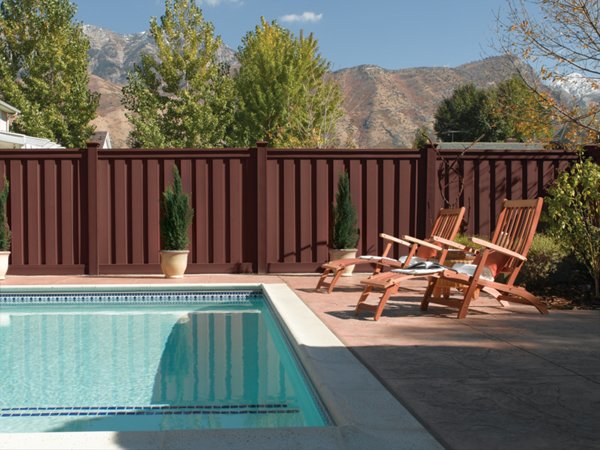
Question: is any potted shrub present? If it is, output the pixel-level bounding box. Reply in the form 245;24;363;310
330;171;359;276
160;166;194;278
0;178;10;279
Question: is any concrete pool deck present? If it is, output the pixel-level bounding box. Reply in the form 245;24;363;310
1;273;599;450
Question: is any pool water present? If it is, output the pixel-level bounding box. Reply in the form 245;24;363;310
0;291;329;432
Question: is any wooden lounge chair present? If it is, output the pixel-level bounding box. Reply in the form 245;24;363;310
316;207;465;293
356;198;547;320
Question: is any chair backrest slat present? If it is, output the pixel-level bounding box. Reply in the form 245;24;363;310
429;207;465;241
491;198;543;278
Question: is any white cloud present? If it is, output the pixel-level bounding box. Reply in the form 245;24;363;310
280;12;323;23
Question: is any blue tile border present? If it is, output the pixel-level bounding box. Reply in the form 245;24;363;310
0;403;300;417
0;290;263;306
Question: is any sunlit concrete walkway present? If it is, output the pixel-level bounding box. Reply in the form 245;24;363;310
1;273;598;450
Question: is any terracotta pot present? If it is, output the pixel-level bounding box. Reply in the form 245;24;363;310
329;248;357;276
160;250;189;278
0;251;9;280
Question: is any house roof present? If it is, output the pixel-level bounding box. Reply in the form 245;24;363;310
0;130;62;149
88;131;112;149
0;99;20;115
435;142;548;151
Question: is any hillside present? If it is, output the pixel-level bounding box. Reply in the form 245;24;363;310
84;25;538;148
89;75;131;148
331;56;534;147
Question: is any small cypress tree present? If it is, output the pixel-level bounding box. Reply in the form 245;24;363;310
331;171;359;249
0;178;10;251
160;166;194;250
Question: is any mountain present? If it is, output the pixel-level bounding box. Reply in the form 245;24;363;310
84;25;533;148
89;74;132;148
552;73;600;105
331;55;534;147
84;25;238;85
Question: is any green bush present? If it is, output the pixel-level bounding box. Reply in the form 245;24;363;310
331;171;359;249
0;178;10;251
453;233;485;252
517;234;569;291
160;166;194;251
546;158;600;299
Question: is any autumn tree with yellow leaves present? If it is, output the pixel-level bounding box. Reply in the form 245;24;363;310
498;0;600;142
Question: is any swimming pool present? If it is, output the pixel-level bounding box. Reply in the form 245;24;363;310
0;288;329;433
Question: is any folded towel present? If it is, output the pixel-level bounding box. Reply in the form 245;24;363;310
359;255;424;265
392;261;496;280
450;263;495;282
391;261;450;275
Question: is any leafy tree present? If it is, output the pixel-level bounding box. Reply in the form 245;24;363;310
434;84;490;142
546;158;600;299
412;126;433;150
233;18;343;148
0;0;99;147
122;0;234;148
434;78;554;142
498;0;600;141
488;76;554;142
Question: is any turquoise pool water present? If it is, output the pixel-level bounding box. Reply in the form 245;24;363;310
0;290;329;433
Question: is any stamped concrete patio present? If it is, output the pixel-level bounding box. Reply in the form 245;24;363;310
1;273;598;450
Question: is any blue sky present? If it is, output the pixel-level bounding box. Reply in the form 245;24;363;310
74;0;509;71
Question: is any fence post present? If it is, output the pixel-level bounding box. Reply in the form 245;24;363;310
255;141;268;274
417;145;438;237
85;142;100;275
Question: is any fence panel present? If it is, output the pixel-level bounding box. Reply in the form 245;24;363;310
264;149;422;273
434;149;580;237
0;144;588;275
0;150;84;274
94;149;255;274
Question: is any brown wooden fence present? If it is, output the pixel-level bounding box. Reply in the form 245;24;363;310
0;143;592;275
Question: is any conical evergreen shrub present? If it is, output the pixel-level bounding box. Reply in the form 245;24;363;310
331;171;359;249
0;178;10;251
160;166;194;250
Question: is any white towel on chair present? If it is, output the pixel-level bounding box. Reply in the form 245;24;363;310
391;261;449;276
450;263;495;282
359;255;424;264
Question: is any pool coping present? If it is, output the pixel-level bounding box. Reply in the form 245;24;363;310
0;283;442;450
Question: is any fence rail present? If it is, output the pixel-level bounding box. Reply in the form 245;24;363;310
0;143;592;275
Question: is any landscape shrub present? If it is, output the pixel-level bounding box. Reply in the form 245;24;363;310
546;158;600;300
517;233;569;291
452;233;483;252
331;171;359;249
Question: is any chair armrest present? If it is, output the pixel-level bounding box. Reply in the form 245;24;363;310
401;235;443;251
470;237;527;261
431;235;466;250
379;233;410;247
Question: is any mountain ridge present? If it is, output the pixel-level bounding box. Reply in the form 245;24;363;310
84;25;579;148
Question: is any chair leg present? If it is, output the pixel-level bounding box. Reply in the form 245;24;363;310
373;285;399;321
355;285;373;315
503;287;549;315
315;267;345;293
420;279;437;311
315;268;332;291
457;283;479;319
327;269;344;294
